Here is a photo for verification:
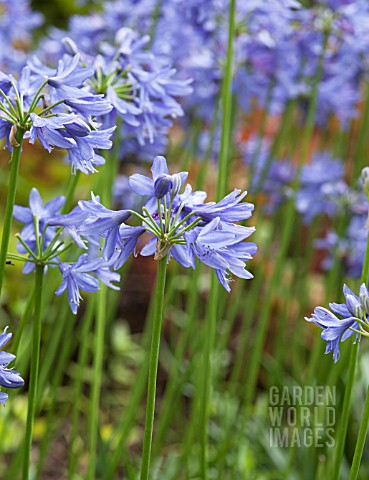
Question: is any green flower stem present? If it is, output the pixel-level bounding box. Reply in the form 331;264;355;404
87;284;107;480
199;274;218;479
197;0;236;476
22;264;44;480
63;171;81;213
349;384;369;479
0;88;19;119
152;266;201;457
35;308;75;478
68;297;95;479
216;0;235;198
36;301;70;406
332;230;369;480
106;294;154;480
140;258;168;480
12;289;35;355
0;128;25;298
87;129;121;477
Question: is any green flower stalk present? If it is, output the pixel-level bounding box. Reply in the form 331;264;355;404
22;264;44;480
140;258;168;480
0;128;24;298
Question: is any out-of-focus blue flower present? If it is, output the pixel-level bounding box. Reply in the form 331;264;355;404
242;136;295;214
35;16;193;157
316;188;368;278
296;152;347;224
0;0;43;71
0;327;24;405
305;284;369;362
113;174;143;211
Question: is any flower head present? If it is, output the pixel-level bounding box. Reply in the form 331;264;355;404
69;155;256;291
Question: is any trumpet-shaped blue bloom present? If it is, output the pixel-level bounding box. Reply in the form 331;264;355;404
56;254;120;314
77;193;131;260
305;284;367;362
0;327;24;406
0;54;114;174
185;218;257;292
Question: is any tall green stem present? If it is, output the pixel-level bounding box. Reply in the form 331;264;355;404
140;258;167;480
22;264;44;479
216;0;236;198
87;287;106;480
198;0;236;476
349;384;369;479
0;129;24;298
69;298;94;479
333;232;369;479
87;131;120;477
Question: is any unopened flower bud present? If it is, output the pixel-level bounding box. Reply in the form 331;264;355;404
154;174;173;199
356;304;365;319
170;173;182;198
347;294;359;317
360;284;369;315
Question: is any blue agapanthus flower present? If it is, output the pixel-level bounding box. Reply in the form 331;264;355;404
13;189;122;314
55;155;256;291
0;327;24;406
305;284;369;362
0;54;114;174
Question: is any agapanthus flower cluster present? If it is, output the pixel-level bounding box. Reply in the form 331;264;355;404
0;327;24;406
35;23;192;157
13;189;120;314
49;155;257;297
305;283;369;362
0;54;114;173
6;0;369;134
